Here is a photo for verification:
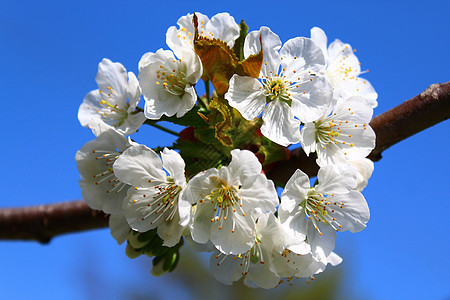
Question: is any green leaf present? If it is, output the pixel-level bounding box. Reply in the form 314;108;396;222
145;106;206;128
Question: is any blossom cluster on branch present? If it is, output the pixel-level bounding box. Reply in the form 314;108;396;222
75;12;378;288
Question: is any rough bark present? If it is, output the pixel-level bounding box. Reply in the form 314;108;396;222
1;82;448;243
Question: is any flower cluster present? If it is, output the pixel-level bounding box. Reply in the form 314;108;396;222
76;12;377;288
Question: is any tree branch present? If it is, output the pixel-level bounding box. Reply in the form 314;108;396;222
0;201;108;243
1;82;449;243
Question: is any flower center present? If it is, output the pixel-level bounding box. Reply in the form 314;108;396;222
313;108;367;156
215;237;265;275
301;188;344;234
91;150;128;195
263;75;291;104
97;87;129;126
198;177;245;232
148;181;182;224
155;64;188;96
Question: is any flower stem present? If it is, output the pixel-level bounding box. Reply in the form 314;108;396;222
146;122;179;137
204;80;211;102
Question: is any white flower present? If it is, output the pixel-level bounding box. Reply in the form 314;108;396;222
138;48;202;120
299;95;376;167
166;12;240;59
272;248;342;280
311;27;378;108
109;214;131;245
78;58;146;135
180;149;279;255
348;158;374;192
210;213;285;289
113;145;187;247
75;125;133;214
279;164;370;261
225;27;333;146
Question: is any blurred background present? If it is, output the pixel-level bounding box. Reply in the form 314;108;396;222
0;1;449;299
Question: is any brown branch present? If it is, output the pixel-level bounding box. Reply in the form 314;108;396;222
1;82;449;243
0;201;108;243
368;81;450;161
267;81;450;182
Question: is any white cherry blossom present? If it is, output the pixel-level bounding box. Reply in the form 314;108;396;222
300;95;376;167
279;165;370;261
225;27;333;146
348;158;374;192
272;248;342;281
138;48;202;120
210;213;285;289
311;27;378;107
166;12;240;60
78;58;146;135
75;124;133;214
180;149;279;255
113;145;187;247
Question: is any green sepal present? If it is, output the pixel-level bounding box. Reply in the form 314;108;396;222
232;19;249;61
198;97;234;147
125;243;143;259
128;230;151;249
137;228;158;243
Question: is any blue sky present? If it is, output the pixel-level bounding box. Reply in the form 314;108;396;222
0;1;449;299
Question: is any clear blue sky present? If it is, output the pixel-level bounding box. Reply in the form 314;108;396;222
1;1;449;299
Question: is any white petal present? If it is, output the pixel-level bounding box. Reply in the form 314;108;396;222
177;197;193;227
280;169;311;210
280;37;325;73
327;191;370;232
327;252;343;266
190;200;216;244
290;75;333;123
184;234;215;252
339;77;378;108
175;85;197;118
239;174;279;215
109;214;130;245
225;75;266;120
95;58;127;98
78;90;103;127
244;261;280;289
183;168;219;204
317;163;358;194
113;144;166;186
210;250;244;285
157;212;185;247
299;122;317;156
79;179;126;214
310;27;328;57
280;212;308;244
227;149;262;184
244;27;281;75
206;13;240;46
123;187;162;232
256;213;285;253
126;71;141;110
161;148;186;187
117;112;146;136
211;211;255;255
261;100;301;146
307;220;337;261
348;158;374;192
